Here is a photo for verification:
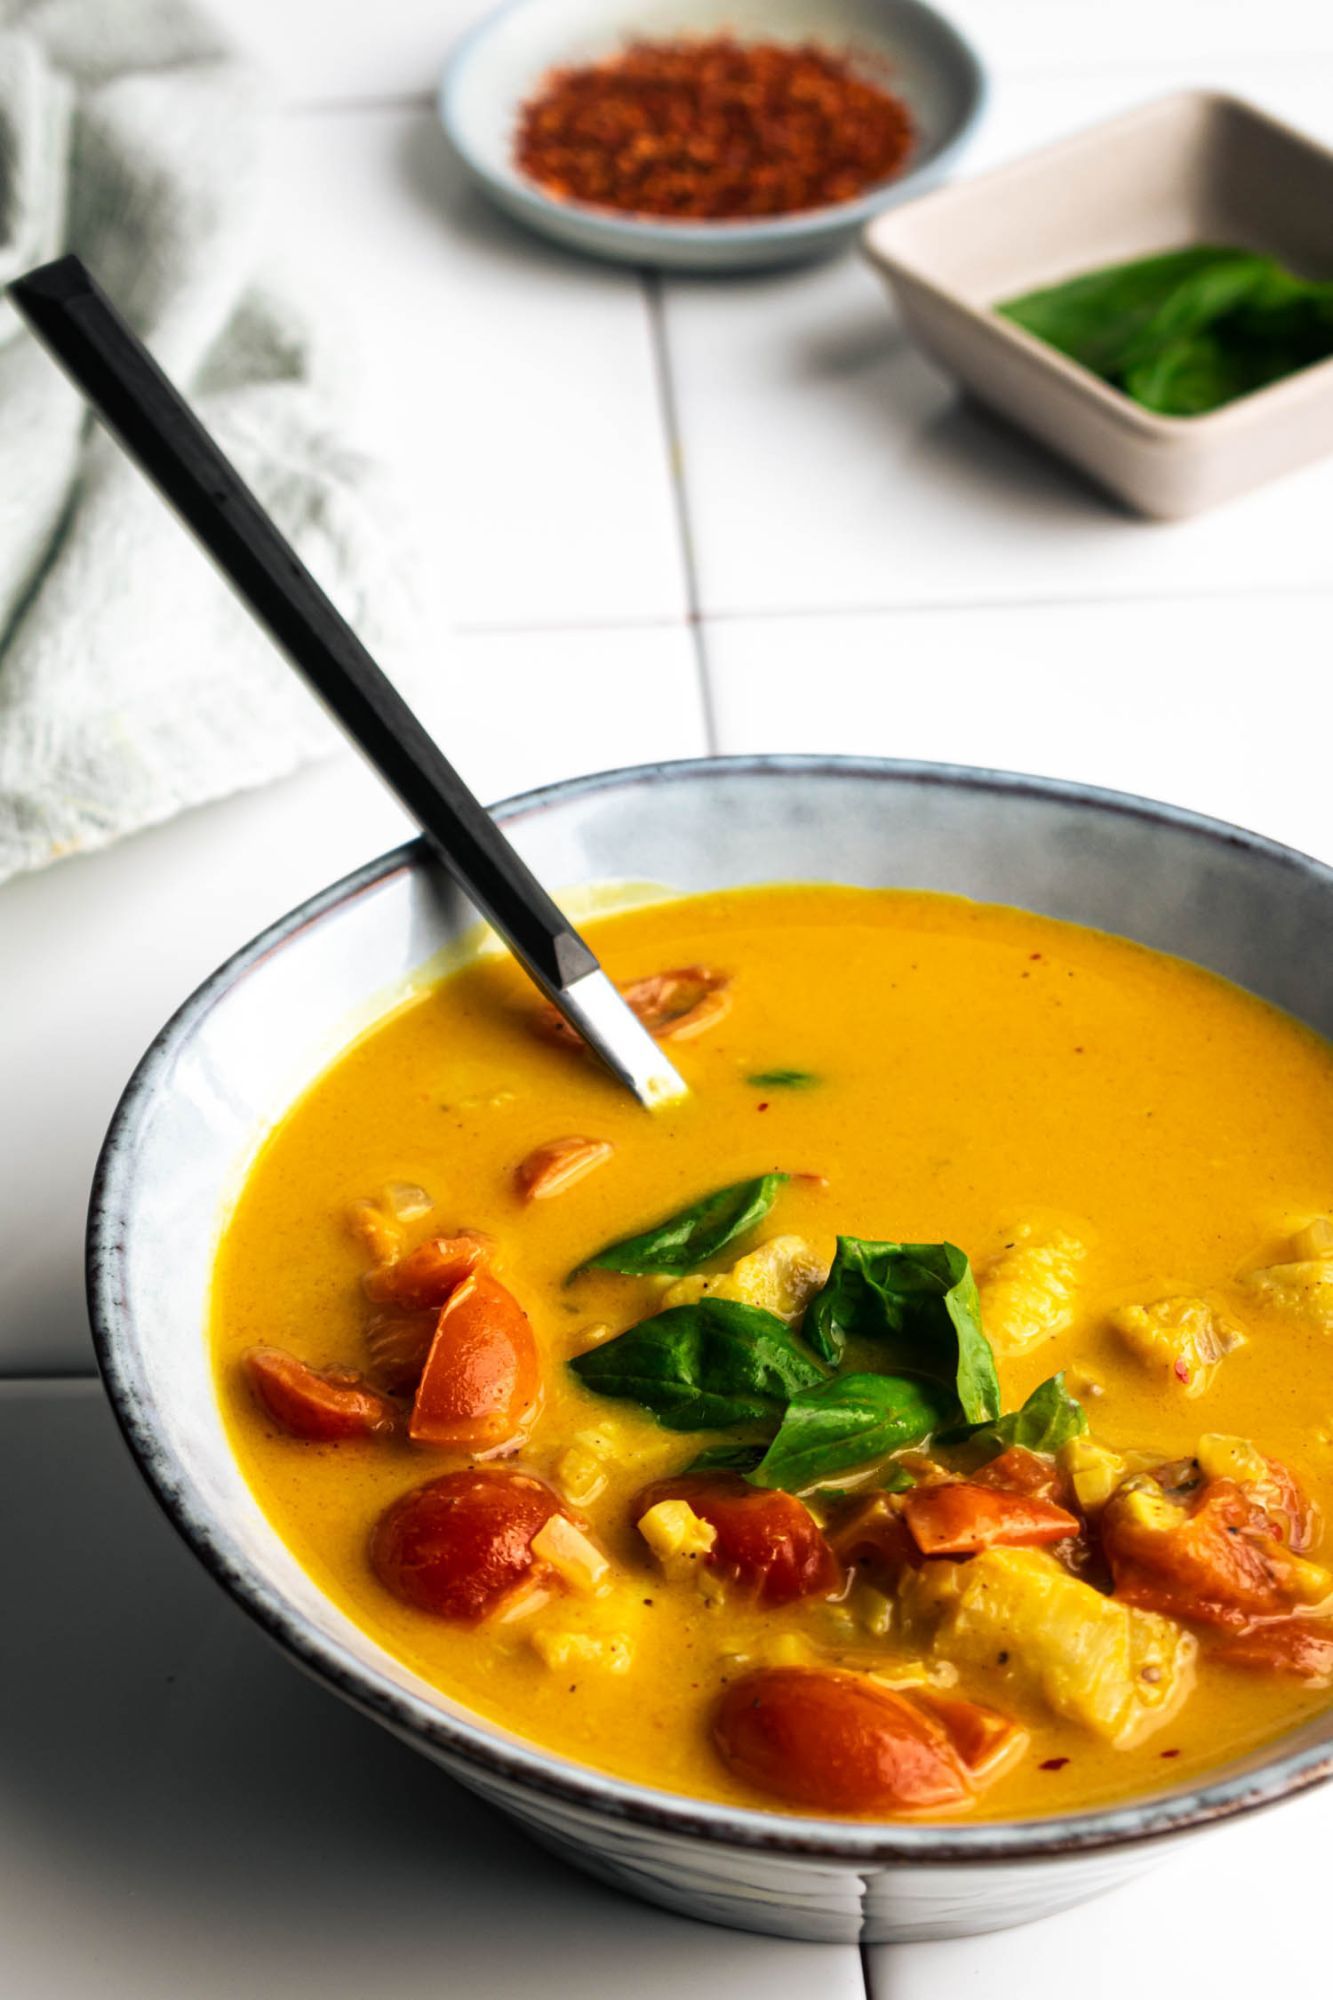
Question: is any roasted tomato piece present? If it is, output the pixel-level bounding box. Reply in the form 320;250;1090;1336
973;1446;1072;1507
1103;1474;1325;1632
244;1346;398;1442
903;1482;1080;1557
364;1309;439;1394
714;1668;1025;1814
409;1271;541;1451
634;1474;841;1605
362;1233;488;1312
372;1467;570;1621
1211;1619;1333;1685
827;1492;918;1580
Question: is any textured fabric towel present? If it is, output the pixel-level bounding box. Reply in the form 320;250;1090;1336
0;0;425;882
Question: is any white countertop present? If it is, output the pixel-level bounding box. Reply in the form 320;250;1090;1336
4;1;1331;1990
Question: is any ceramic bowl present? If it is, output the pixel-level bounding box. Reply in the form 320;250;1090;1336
863;92;1333;517
88;757;1333;1945
439;0;986;271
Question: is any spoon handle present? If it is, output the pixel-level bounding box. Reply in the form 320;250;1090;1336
10;256;684;1108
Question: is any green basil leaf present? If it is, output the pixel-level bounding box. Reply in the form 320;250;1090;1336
569;1298;824;1431
746;1069;820;1089
571;1174;787;1279
804;1237;999;1424
1001;248;1333;417
880;1462;917;1493
965;1373;1087;1457
683;1441;767;1475
749;1373;952;1493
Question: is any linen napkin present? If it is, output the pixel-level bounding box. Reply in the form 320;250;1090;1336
0;0;426;882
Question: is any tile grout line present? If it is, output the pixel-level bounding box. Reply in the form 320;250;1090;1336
699;579;1333;627
642;270;720;754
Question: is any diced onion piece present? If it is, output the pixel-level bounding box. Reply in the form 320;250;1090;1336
637;1498;717;1570
530;1515;610;1595
383;1181;433;1220
554;1443;608;1506
530;1628;633;1674
346;1199;402;1264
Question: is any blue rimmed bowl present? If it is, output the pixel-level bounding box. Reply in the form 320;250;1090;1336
439;0;987;271
87;757;1333;1943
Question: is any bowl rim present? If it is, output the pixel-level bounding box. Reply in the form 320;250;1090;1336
87;753;1333;1865
437;0;988;250
862;87;1333;438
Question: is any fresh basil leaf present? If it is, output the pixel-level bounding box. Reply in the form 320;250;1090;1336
571;1174;787;1279
746;1069;820;1089
966;1373;1087;1457
748;1373;952;1493
570;1298;824;1431
880;1462;917;1493
683;1441;767;1475
1001;247;1233;377
1001;248;1333;417
804;1237;999;1424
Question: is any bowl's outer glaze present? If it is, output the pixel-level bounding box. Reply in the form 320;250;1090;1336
88;758;1333;1943
439;0;986;272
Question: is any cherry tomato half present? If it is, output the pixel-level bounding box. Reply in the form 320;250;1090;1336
371;1467;570;1622
973;1445;1073;1507
714;1667;1025;1814
408;1270;541;1450
634;1474;841;1605
903;1482;1080;1557
1104;1475;1305;1631
244;1346;398;1442
362;1233;489;1312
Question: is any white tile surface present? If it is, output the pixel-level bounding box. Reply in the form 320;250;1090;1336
214;0;1333;104
705;596;1333;865
0;625;704;1376
664;60;1333;621
266;105;686;631
0;1381;864;1999
870;1782;1333;1999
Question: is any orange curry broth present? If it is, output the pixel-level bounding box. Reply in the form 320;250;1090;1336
212;886;1333;1818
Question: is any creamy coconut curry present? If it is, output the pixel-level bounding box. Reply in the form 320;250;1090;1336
213;886;1333;1820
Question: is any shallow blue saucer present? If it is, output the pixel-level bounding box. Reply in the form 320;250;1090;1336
439;0;987;270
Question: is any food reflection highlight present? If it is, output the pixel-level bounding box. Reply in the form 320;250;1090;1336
214;886;1333;1820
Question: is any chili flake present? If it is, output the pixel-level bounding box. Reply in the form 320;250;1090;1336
515;37;914;221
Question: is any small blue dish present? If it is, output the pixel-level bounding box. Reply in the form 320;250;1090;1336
439;0;987;271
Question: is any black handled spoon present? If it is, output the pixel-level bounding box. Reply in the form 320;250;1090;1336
9;255;686;1109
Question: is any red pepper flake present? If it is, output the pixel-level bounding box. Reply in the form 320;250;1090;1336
1173;1358;1192;1384
515;36;914;221
1160;1748;1181;1759
1029;952;1043;961
756;1101;770;1112
1039;1756;1071;1771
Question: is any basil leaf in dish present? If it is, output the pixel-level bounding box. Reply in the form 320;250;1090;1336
570;1298;824;1431
1000;247;1333;416
746;1069;820;1089
804;1236;1000;1424
571;1174;787;1279
958;1372;1087;1457
748;1373;953;1493
683;1441;767;1475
